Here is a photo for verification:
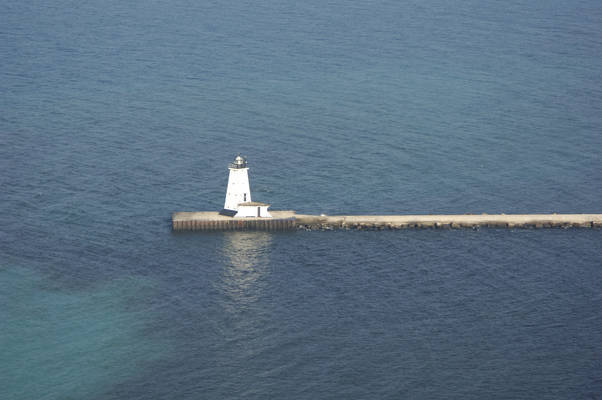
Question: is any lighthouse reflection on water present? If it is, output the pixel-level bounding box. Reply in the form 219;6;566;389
219;231;272;309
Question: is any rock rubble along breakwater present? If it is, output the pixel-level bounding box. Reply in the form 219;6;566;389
172;212;602;231
294;214;602;230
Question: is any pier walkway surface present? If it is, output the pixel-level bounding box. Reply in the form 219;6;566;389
172;212;602;231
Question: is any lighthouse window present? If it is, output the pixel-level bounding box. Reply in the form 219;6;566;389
244;193;247;201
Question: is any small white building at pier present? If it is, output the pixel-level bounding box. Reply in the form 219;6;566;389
235;202;273;218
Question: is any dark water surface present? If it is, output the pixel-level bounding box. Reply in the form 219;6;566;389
2;0;601;398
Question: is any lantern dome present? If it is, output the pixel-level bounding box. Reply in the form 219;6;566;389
229;154;247;169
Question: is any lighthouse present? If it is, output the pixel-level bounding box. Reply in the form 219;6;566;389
220;155;272;218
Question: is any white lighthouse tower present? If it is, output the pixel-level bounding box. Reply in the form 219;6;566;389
220;155;272;218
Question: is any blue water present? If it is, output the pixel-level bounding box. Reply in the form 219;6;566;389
2;0;601;398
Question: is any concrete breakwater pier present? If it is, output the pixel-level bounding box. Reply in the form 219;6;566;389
294;213;602;230
174;156;601;232
172;211;297;231
172;212;602;231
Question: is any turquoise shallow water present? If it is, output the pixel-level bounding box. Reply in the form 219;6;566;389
1;266;166;399
2;0;602;398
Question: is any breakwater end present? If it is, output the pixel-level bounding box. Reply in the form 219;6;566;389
172;212;602;231
172;211;297;231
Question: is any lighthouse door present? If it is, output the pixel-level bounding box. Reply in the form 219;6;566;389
257;207;260;217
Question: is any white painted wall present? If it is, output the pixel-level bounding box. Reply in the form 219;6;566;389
223;167;251;211
235;205;272;218
260;206;272;218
